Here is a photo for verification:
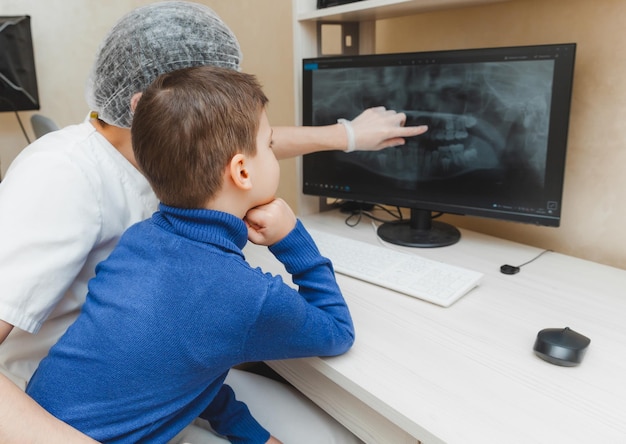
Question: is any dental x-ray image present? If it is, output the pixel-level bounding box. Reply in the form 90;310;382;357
310;59;553;194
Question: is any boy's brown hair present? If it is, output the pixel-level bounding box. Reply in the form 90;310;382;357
132;65;268;208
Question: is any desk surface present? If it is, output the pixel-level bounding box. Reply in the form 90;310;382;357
243;210;626;444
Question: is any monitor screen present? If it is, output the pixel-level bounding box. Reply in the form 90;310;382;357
302;43;576;247
0;15;40;112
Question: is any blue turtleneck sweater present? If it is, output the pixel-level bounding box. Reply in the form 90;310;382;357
27;204;354;443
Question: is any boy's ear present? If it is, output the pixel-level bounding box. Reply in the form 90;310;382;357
130;92;143;113
229;153;252;190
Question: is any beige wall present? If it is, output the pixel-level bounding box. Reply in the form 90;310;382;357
1;0;626;270
375;0;626;269
0;0;297;204
205;1;298;209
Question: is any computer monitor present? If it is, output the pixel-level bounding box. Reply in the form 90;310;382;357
0;15;40;112
302;43;576;247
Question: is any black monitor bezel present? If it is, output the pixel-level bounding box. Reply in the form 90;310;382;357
302;43;576;229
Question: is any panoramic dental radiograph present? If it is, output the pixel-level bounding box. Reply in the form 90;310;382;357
311;60;554;194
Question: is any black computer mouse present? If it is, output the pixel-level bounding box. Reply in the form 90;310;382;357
533;327;590;366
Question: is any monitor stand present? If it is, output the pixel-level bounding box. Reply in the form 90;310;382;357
377;208;460;248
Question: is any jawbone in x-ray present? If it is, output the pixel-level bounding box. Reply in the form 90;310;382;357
311;60;554;195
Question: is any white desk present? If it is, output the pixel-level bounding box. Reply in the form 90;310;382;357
243;210;626;444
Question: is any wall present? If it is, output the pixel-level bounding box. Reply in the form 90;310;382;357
374;0;626;269
206;1;297;208
0;0;296;203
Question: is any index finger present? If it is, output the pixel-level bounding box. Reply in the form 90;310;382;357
398;124;429;137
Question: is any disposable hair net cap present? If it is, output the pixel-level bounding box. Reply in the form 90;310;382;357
86;1;242;128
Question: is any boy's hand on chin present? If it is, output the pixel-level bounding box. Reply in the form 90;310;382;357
245;198;296;246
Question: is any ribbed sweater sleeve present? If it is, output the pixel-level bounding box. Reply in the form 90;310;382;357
244;220;355;360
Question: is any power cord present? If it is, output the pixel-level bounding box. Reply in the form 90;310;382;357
14;110;31;144
342;204;402;227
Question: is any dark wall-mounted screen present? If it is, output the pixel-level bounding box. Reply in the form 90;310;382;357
0;15;40;112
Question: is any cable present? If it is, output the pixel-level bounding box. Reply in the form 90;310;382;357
500;249;552;275
342;205;403;227
344;210;363;227
14;111;31;144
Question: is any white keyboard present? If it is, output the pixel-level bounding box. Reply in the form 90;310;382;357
308;228;483;307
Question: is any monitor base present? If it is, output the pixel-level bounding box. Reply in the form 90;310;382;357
377;209;460;248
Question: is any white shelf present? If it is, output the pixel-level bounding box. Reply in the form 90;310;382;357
297;0;512;22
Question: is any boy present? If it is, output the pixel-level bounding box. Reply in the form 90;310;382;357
1;2;423;442
26;66;355;444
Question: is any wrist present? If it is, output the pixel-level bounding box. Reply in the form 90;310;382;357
337;118;356;152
